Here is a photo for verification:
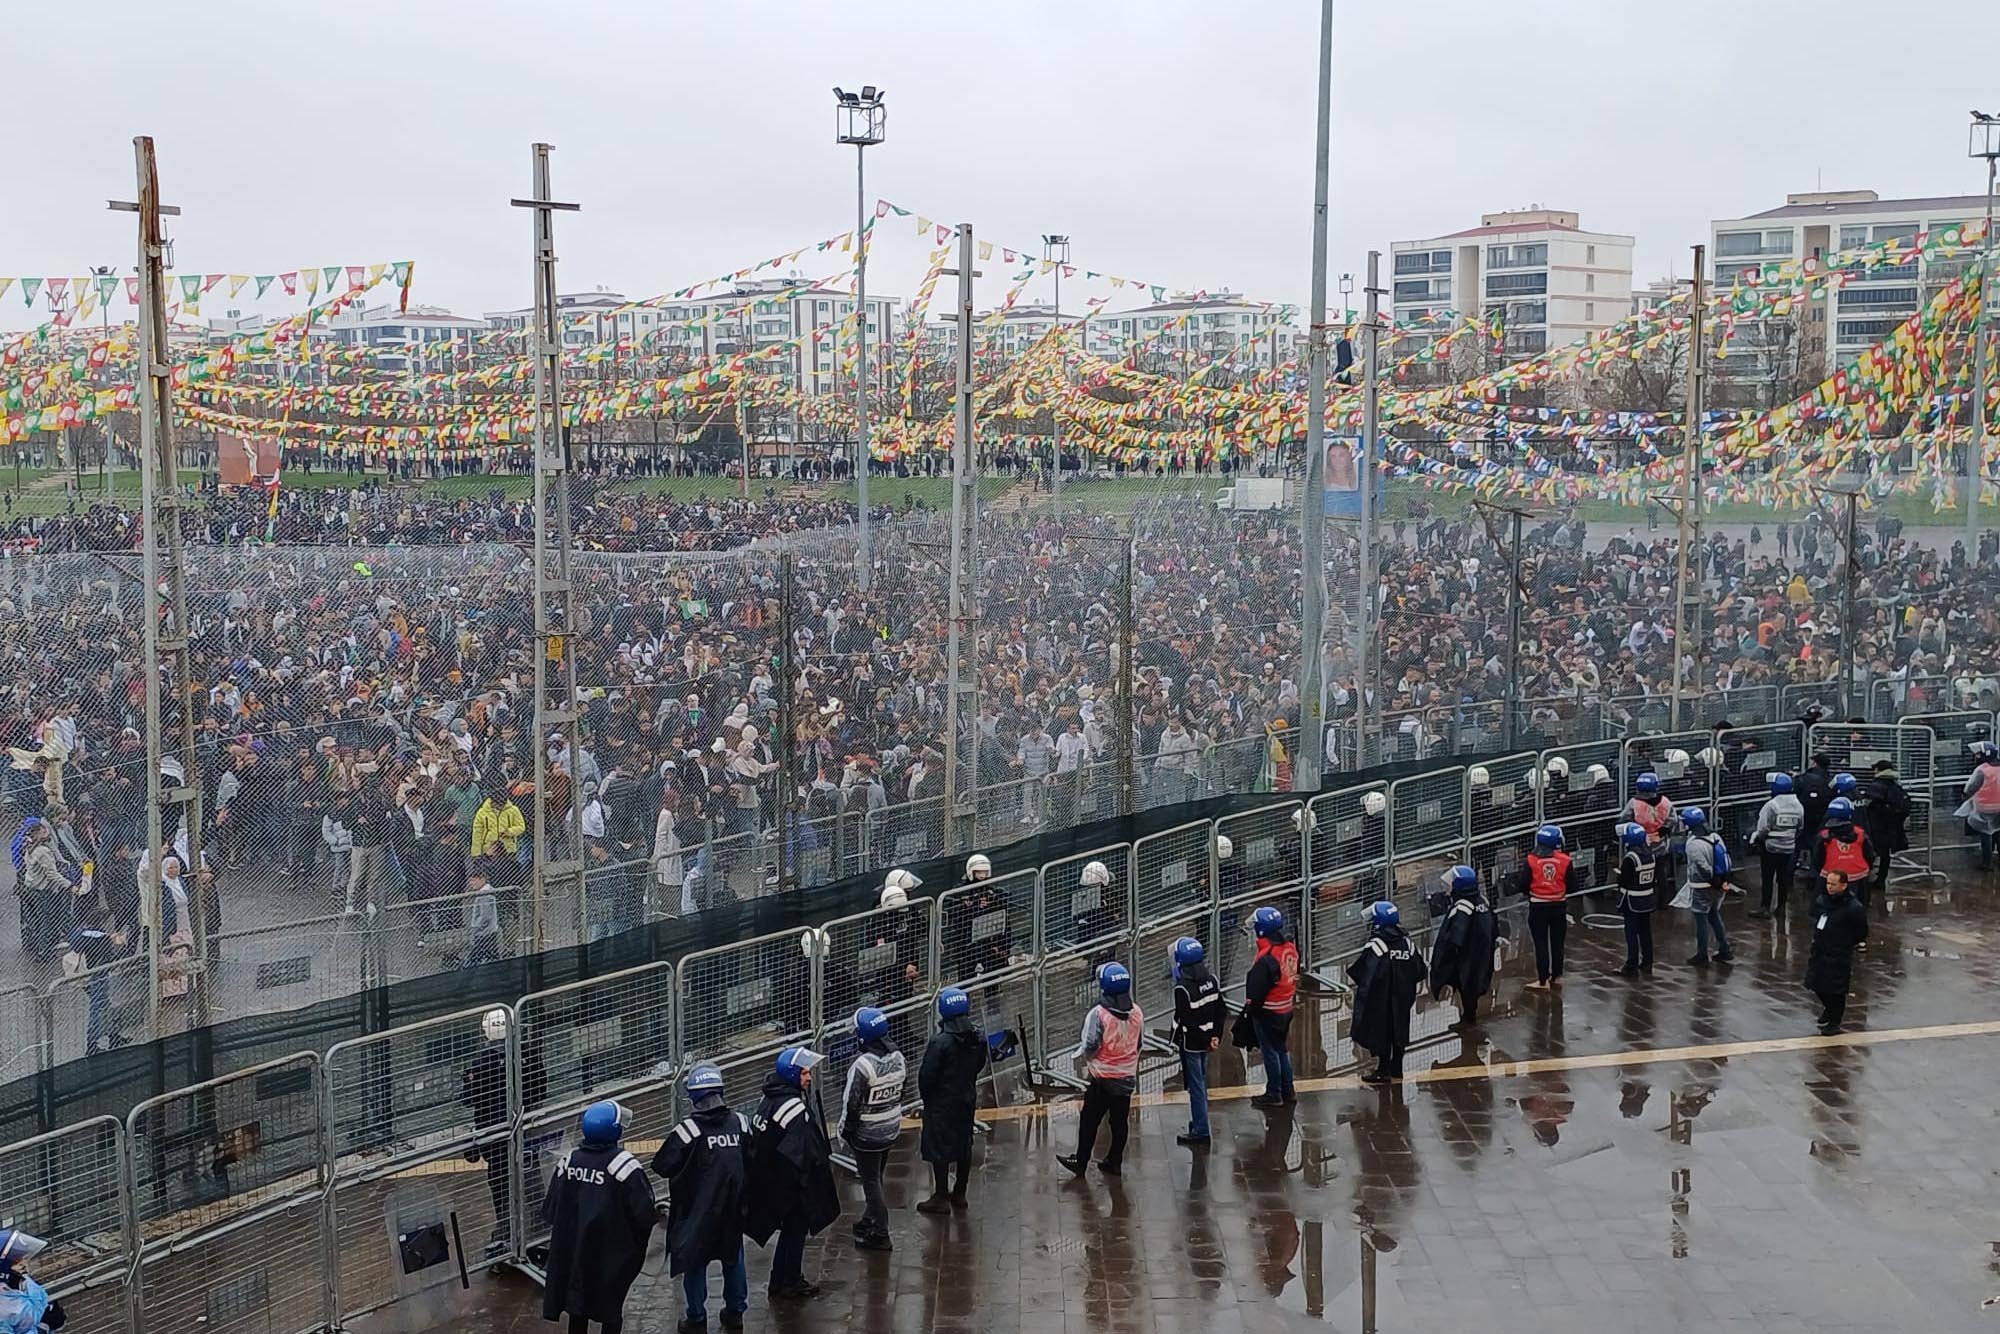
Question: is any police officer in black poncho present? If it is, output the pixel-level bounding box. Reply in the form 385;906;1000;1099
1427;865;1496;1029
540;1100;657;1334
651;1063;751;1332
1346;900;1427;1084
744;1045;841;1303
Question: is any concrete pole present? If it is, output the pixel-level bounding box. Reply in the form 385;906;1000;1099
1670;246;1709;733
944;224;976;849
1358;249;1383;766
1296;0;1334;792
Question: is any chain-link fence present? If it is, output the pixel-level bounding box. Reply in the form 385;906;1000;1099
0;1117;132;1334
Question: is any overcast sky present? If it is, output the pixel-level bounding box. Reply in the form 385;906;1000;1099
3;0;1996;332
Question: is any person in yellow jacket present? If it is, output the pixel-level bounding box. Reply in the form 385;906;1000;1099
470;782;526;861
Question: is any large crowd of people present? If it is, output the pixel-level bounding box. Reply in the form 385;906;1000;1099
4;469;2000;1053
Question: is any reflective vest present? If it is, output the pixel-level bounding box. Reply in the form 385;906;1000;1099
1085;1005;1142;1083
1821;828;1869;879
1526;850;1570;903
1631;797;1672;843
1973;764;2000;814
1254;938;1299;1016
1621;848;1657;912
844;1048;907;1148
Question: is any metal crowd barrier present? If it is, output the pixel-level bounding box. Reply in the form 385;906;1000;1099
13;703;2000;1334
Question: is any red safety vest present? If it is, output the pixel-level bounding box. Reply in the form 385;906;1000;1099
1086;1005;1142;1082
1526;850;1571;903
1973;764;2000;815
1820;829;1869;879
1253;938;1299;1016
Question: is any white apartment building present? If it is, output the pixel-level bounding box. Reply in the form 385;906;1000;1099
1083;294;1299;366
323;303;488;369
1389;209;1634;361
1708;189;1989;397
1631;277;1692;316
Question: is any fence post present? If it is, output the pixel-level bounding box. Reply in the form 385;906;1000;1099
120;1116;145;1334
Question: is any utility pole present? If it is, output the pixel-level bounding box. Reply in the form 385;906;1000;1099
1473;501;1534;751
1118;534;1136;815
1670;245;1709;733
113;136;202;1037
513;143;583;950
1357;249;1383;767
1296;0;1334;793
776;548;796;894
942;223;981;851
1969;123;1998;544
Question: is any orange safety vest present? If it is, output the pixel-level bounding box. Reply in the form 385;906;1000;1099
1086;1005;1143;1082
1973;764;2000;814
1820;829;1869;879
1631;798;1672;843
1253;938;1300;1015
1526;850;1571;903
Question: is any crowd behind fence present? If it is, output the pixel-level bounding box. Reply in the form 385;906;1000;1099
3;710;1991;1334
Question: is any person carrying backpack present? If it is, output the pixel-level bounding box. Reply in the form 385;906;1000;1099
1679;808;1734;967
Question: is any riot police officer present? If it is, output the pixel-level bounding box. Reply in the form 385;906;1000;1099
839;1006;905;1252
1058;961;1143;1178
1243;906;1299;1108
1615;821;1659;974
745;1046;839;1302
1169;936;1223;1145
917;986;988;1213
539;1100;657;1334
1427;865;1496;1026
1346;901;1426;1084
0;1229;63;1334
652;1064;751;1333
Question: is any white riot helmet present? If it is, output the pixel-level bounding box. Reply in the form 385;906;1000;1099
1584;762;1611;787
1467;765;1491;788
964;853;992;882
1362;791;1387;818
1545;755;1571;780
1214;834;1234;861
799;928;823;958
1080;860;1112;887
1664;748;1691;769
881;867;921;907
1696;746;1723;769
481;1008;509;1043
1291;808;1318;834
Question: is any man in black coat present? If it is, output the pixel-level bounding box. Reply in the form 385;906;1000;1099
744;1047;839;1303
1346;901;1427;1084
1860;760;1911;901
540;1099;657;1334
1794;752;1835;879
1427;865;1496;1027
1805;870;1869;1035
651;1064;750;1332
916;987;989;1213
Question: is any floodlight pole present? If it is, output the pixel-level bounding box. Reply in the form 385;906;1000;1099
1045;234;1070;505
1297;0;1333;792
113;135;199;1040
513;143;583;952
943;224;981;851
1670;245;1708;733
1359;249;1383;766
835;87;886;590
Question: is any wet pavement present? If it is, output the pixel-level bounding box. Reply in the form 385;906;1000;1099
345;873;2000;1332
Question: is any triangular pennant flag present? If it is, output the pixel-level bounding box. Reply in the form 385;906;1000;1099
0;279;11;303
20;278;42;306
201;273;223;293
179;275;200;301
935;224;951;245
255;275;275;298
322;266;341;291
124;276;138;304
44;277;69;305
227;275;249;298
95;275;119;303
977;240;993;261
346;265;365;289
367;263;386;286
304;269;321;296
280;272;298;295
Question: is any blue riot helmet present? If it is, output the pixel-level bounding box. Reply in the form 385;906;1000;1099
1620;821;1648;847
1827;797;1854;822
1172;936;1205;967
1681;807;1707;831
1535;823;1564;851
1252;905;1285;938
853;1006;890;1042
774;1045;824;1087
683;1063;726;1109
579;1099;630;1146
1635;772;1660;797
935;987;970;1020
1448;865;1478;894
1769;773;1794;795
0;1228;46;1272
1367;900;1400;930
1096;961;1132;996
1833;772;1858;797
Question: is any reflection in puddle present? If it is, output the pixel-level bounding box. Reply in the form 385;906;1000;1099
1670;1166;1691;1259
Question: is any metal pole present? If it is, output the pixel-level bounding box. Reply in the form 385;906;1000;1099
1297;0;1334;793
1972;158;1996;544
119;135;200;1040
1359;249;1383;767
1119;535;1136;815
1841;490;1859;720
855;143;872;591
515;143;583;952
737;380;751;497
943;223;977;851
777;549;796;893
1052;258;1063;505
1505;508;1523;751
1670;245;1708;733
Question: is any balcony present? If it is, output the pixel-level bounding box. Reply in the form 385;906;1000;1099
1393;256;1451;277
